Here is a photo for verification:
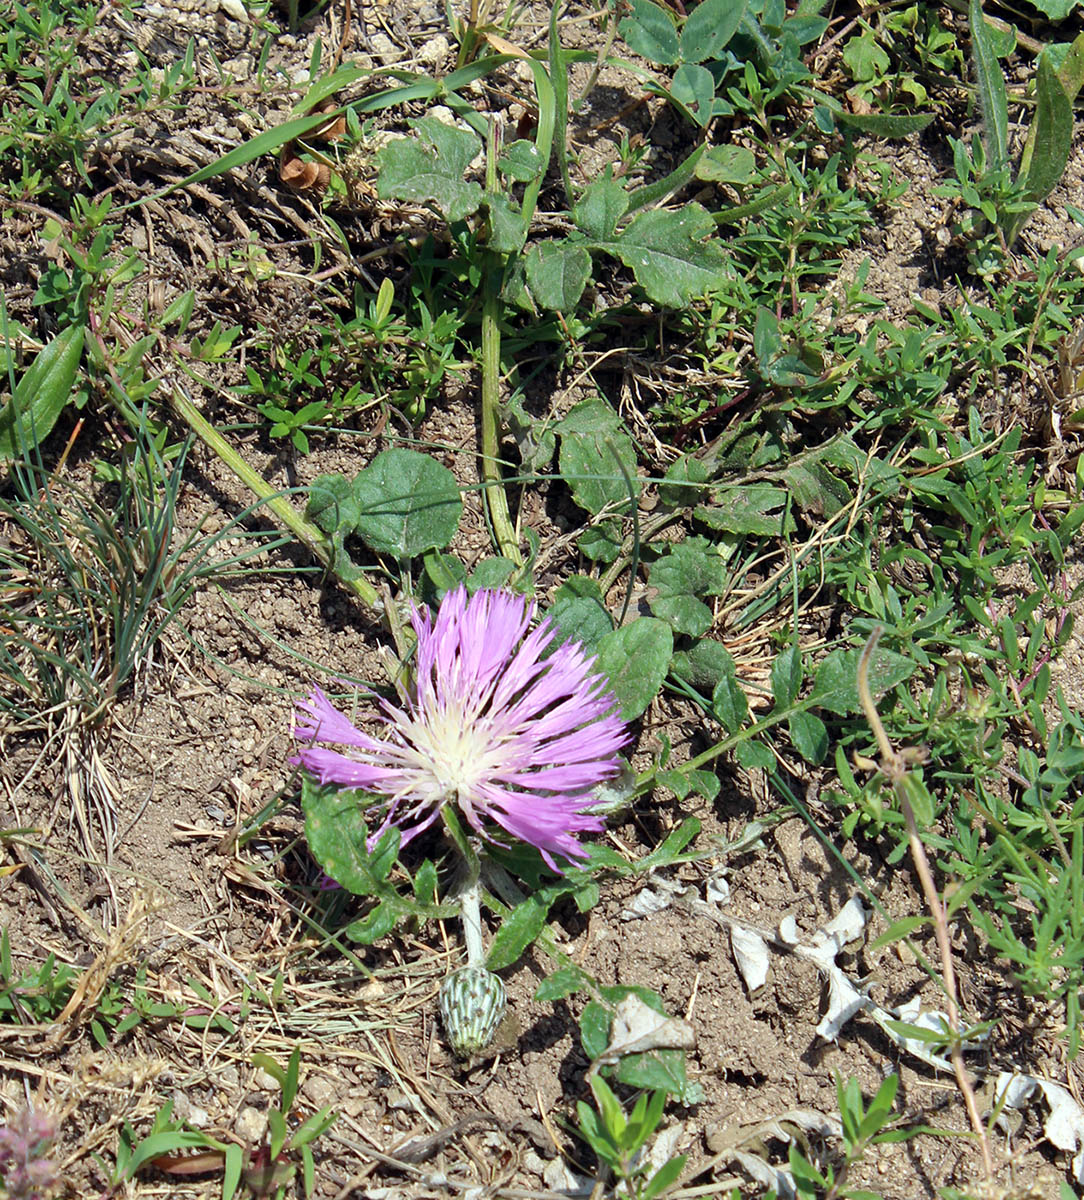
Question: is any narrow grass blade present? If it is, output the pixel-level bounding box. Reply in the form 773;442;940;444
548;0;573;206
130;78;444;208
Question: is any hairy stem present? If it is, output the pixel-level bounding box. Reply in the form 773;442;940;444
168;381;381;612
459;876;485;968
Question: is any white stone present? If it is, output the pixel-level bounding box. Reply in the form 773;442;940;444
426;105;456;126
218;0;248;20
172;1092;210;1128
235;1106;268;1143
416;34;449;69
370;32;403;64
302;1075;336;1107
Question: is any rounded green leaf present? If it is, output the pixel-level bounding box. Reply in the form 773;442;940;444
557;397;638;516
695;144;757;185
467;556;516;591
346;901;405;945
618;0;679;65
486;894;549;971
671;639;739;692
712;670;747;733
734;740;775;770
302;781;394;894
811;646;915;715
525;241;592;310
307;473;361;536
546;595;614;655
595;618;673;720
679;0;746;62
648;537;726;636
352;448;462;557
498;139;543;182
788;711;828;764
670;63;716;126
770;644;802;708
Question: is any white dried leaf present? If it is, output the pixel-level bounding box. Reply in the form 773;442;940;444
620;876;687;920
648;1123;686;1171
870;1001;953;1073
543;1155;592;1196
777;1109;844;1139
867;998;984;1074
731;924;770;993
821;896;868;945
803;896;867;967
1035;1078;1084;1183
994;1072;1084;1183
778;915;800;945
815;965;869;1041
599;994;696;1064
994;1071;1037;1114
733;1149;796;1200
793;938;837;972
1037;1080;1084;1158
705;870;730;906
620;888;673;920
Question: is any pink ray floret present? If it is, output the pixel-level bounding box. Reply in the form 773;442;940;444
293;587;628;869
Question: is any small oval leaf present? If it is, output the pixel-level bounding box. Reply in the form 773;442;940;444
0;323;85;460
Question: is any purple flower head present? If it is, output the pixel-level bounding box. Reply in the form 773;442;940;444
0;1109;57;1200
293;587;628;870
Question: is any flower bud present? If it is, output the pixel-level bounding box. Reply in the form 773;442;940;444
439;967;506;1058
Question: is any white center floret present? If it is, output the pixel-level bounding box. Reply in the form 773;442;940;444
403;700;504;800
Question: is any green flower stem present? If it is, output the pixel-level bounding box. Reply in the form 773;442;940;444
480;285;517;559
480;124;521;565
168;382;381;611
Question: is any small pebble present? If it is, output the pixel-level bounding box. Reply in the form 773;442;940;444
369;32;402;64
303;1076;336;1107
235;1106;268;1143
416;34;449;69
172;1093;210;1128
